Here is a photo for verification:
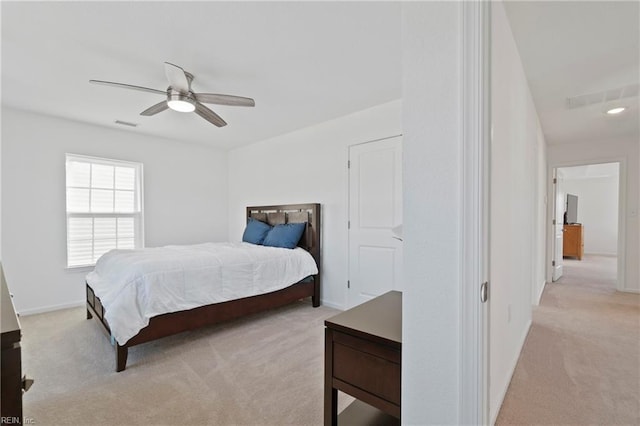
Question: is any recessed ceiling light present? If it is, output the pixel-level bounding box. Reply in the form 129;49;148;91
606;107;627;115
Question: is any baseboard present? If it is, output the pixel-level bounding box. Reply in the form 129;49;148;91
490;318;532;425
533;280;546;306
620;288;640;294
583;252;617;257
18;300;85;316
320;299;344;311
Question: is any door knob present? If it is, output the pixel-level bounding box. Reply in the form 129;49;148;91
480;282;488;303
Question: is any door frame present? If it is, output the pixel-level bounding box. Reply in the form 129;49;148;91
460;1;491;424
551;168;564;282
546;158;627;291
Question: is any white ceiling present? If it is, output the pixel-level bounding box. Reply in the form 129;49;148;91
504;1;639;146
1;2;402;149
3;2;637;151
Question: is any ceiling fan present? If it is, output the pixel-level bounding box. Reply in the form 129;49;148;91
90;62;255;127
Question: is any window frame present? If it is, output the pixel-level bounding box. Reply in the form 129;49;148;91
65;154;144;268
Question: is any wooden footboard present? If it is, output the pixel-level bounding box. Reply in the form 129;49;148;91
86;277;319;372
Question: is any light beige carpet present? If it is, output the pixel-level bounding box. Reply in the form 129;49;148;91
23;256;638;425
20;300;355;425
496;255;640;425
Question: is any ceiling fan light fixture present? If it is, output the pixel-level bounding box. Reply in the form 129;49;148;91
167;93;196;113
90;62;254;127
606;106;627;115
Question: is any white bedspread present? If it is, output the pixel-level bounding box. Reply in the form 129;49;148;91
86;242;318;345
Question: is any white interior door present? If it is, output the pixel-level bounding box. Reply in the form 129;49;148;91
348;136;402;308
552;169;564;281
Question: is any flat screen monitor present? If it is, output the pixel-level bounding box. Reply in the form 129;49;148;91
565;194;578;224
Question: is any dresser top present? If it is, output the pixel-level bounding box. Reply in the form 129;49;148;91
325;291;402;346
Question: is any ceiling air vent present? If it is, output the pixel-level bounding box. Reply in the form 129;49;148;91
566;84;638;109
114;120;138;127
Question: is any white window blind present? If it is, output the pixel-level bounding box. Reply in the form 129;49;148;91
65;154;143;267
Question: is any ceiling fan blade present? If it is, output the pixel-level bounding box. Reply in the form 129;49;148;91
89;80;166;95
164;62;190;92
195;102;227;127
140;101;169;116
195;93;255;107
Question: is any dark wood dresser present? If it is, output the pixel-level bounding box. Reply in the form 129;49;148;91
1;264;24;424
563;224;584;260
324;291;402;425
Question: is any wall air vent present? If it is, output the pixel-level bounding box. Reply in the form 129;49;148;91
114;120;138;127
566;84;638;109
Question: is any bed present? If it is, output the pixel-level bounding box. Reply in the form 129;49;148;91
85;203;321;372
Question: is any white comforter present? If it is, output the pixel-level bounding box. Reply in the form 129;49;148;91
86;242;318;345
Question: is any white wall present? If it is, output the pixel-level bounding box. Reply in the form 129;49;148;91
549;139;639;292
401;2;464;423
1;108;229;314
534;125;548;303
561;173;619;255
490;2;547;422
0;107;2;262
227;100;402;309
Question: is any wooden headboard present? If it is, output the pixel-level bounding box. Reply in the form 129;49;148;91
246;203;321;268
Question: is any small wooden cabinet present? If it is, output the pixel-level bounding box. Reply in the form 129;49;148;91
563;224;584;260
324;291;401;425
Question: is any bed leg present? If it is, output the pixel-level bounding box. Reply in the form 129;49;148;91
312;276;320;308
86;308;93;319
116;345;128;372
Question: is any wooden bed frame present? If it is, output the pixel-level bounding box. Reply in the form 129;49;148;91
86;203;321;372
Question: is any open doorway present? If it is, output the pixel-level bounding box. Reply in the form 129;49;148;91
551;162;621;289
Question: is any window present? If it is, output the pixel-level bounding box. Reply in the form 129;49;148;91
65;154;143;267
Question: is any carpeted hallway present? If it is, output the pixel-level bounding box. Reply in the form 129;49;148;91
496;255;640;425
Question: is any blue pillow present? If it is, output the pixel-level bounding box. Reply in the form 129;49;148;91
242;218;272;245
263;222;306;249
